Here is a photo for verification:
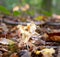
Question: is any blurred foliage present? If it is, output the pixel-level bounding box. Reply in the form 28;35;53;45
41;10;52;16
1;0;60;16
26;10;35;16
42;0;52;12
52;0;60;15
0;5;10;15
41;0;52;16
3;0;20;10
20;0;52;16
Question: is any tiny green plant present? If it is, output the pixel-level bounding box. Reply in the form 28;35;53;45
13;11;21;16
